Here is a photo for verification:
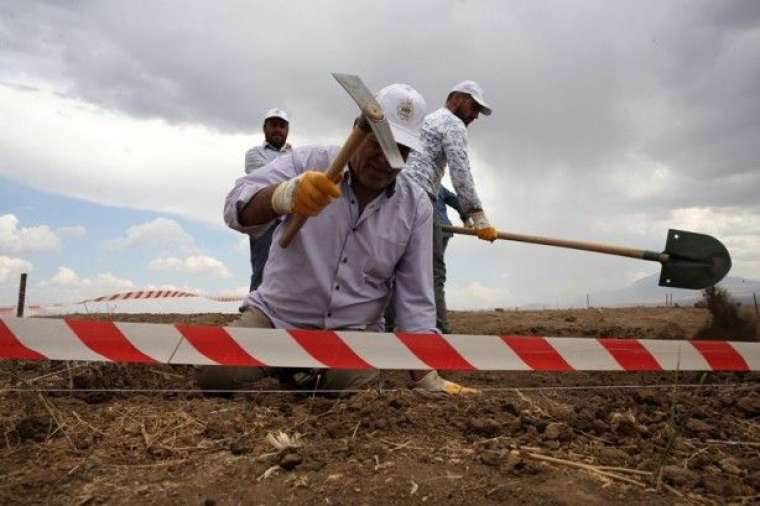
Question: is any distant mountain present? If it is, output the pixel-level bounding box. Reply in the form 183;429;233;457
600;274;760;307
523;274;760;309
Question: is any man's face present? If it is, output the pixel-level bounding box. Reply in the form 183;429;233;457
452;95;481;126
263;117;289;149
349;135;411;191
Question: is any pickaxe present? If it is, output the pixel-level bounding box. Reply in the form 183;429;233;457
278;73;404;247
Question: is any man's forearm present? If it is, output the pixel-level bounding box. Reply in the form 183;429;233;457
238;184;280;226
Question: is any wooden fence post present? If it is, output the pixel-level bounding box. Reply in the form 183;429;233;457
16;272;27;317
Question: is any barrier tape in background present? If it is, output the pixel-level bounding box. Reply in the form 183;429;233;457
0;290;244;316
1;317;758;371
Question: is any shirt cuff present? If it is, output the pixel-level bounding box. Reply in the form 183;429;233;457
227;183;278;237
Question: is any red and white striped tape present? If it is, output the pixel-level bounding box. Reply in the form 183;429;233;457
80;290;242;304
1;317;758;371
0;305;44;317
0;290;244;315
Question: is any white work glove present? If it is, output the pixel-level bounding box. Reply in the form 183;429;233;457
271;171;341;217
469;210;498;242
413;370;480;395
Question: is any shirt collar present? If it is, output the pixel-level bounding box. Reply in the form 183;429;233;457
263;142;290;152
441;107;466;128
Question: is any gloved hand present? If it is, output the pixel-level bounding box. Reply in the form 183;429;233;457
271;170;342;217
413;370;480;395
469;210;498;242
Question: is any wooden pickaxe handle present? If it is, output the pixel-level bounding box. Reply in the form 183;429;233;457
278;120;373;248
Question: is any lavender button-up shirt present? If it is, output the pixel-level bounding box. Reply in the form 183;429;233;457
245;142;292;174
224;145;436;333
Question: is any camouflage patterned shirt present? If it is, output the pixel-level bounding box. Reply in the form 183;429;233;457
405;107;482;213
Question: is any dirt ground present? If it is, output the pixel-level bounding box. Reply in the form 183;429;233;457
1;307;759;505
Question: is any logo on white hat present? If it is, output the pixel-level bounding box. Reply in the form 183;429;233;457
396;99;414;123
375;83;427;152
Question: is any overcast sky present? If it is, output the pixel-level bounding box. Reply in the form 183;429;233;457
1;0;758;311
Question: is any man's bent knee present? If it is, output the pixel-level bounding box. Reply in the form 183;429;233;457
197;365;268;393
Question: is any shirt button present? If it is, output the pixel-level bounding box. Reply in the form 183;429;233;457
327;312;332;317
351;200;355;204
335;285;340;290
342;257;348;263
352;227;357;232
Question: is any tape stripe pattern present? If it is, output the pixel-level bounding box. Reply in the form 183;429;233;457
65;320;158;364
4;318;107;362
691;341;749;371
1;317;759;371
396;332;475;370
0;290;245;315
502;336;573;371
175;324;264;366
600;338;662;371
0;320;46;360
289;330;373;370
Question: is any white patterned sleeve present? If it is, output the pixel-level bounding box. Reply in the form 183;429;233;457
441;121;482;213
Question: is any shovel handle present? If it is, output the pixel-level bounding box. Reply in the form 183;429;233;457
442;225;669;263
278;123;372;248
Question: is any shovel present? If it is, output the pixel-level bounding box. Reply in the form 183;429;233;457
278;73;405;248
442;225;731;289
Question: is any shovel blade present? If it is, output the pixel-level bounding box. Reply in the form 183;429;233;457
659;229;732;289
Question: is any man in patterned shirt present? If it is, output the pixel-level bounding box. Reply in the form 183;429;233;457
244;108;293;292
406;80;498;334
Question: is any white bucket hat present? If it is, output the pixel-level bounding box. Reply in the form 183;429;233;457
374;83;427;153
263;108;289;123
449;80;492;116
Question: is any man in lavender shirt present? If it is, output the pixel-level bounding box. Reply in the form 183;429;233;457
243;108;293;293
203;83;478;395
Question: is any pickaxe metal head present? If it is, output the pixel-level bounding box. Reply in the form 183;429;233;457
332;73;405;170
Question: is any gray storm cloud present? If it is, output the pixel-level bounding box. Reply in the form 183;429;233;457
3;1;757;188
